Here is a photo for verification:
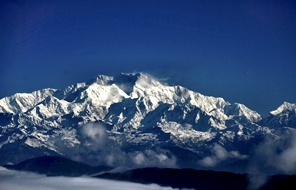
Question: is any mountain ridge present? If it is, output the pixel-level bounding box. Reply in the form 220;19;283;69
0;73;295;173
3;155;112;176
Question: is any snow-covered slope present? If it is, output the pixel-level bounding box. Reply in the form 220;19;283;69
260;102;296;129
0;73;295;170
270;102;296;116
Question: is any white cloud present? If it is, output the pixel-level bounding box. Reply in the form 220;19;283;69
198;144;248;167
247;133;296;190
80;122;108;150
53;122;178;169
198;156;219;167
250;134;296;174
130;150;177;168
0;167;176;190
133;152;146;165
275;136;296;173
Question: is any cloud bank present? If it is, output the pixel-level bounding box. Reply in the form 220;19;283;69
57;122;178;169
80;122;108;150
247;131;296;190
130;149;177;168
249;133;296;175
198;144;248;167
0;167;176;190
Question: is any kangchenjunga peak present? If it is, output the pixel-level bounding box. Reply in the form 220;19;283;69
0;73;295;174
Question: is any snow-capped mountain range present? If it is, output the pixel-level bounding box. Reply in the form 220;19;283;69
0;73;295;172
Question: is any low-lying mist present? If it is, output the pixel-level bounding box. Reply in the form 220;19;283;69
55;122;178;168
0;167;176;190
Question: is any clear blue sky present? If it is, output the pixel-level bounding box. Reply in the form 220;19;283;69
1;0;295;116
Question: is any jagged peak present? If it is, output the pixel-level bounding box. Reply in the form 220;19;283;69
85;72;156;85
134;73;163;88
0;88;58;114
86;72;165;95
232;103;252;111
87;75;114;86
270;102;296;115
225;102;262;122
0;73;266;125
87;72;151;83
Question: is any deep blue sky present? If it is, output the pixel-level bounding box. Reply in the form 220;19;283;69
1;0;295;116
